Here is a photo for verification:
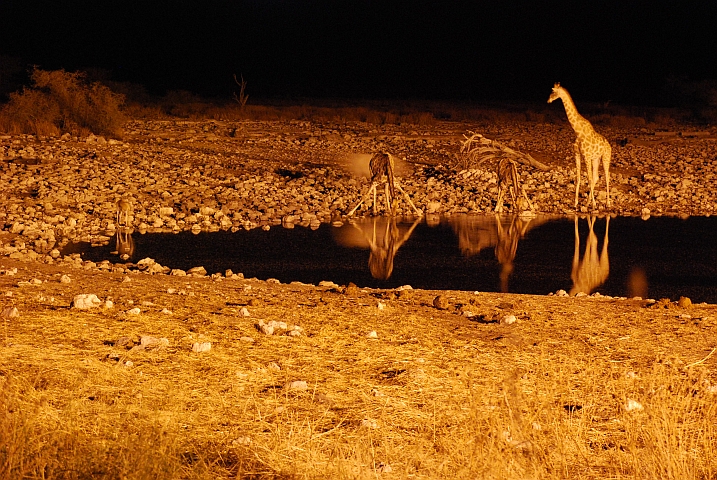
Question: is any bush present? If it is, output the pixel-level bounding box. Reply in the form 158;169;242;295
0;68;126;138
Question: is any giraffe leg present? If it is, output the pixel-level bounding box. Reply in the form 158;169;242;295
384;182;393;215
348;184;377;216
394;183;423;216
603;145;612;208
588;155;599;211
573;143;582;209
495;186;505;213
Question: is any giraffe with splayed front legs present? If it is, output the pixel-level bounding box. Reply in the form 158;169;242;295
548;83;611;210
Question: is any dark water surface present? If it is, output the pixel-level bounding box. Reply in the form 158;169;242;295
63;215;717;304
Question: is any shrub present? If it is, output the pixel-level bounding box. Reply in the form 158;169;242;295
0;67;126;138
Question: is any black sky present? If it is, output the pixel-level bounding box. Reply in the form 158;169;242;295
1;0;716;106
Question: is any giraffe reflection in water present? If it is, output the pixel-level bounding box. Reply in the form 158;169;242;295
451;214;550;292
570;216;610;296
113;228;135;261
335;217;421;280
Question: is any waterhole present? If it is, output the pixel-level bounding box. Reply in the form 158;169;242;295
63;215;717;304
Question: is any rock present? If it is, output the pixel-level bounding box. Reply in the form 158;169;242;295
187;266;207;276
239;336;255;343
284;380;308;391
366;330;378;339
678;296;692;308
239;307;250;317
125;307;141;315
72;294;102;309
501;314;517;325
433;295;449;310
625;398;644;412
60;274;71;283
192;342;211;353
1;306;19;318
139;336;169;348
114;336;134;348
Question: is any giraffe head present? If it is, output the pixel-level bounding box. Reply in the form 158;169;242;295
547;82;564;103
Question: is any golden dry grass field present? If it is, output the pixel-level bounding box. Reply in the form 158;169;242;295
1;254;716;479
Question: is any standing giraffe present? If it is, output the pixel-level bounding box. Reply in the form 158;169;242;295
548;83;612;209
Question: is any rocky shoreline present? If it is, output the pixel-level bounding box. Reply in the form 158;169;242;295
1;118;716;271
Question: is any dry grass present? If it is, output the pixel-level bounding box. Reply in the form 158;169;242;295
0;68;126;138
1;263;716;479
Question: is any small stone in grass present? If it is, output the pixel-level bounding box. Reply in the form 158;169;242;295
376;463;392;473
72;293;102;309
192;342;211;353
140;336;169;348
625;398;644;412
1;306;19;318
501;314;517;325
60;274;71;283
285;380;308;391
361;418;378;429
366;330;378;339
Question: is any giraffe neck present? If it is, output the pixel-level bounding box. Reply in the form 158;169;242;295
559;90;590;136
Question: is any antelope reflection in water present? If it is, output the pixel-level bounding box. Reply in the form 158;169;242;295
335;217;421;280
113;228;135;261
451;214;548;292
570;216;609;296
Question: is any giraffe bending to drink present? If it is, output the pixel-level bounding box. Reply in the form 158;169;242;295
495;157;534;213
548;83;612;210
348;153;422;216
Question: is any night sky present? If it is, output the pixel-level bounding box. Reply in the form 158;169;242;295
1;0;716;106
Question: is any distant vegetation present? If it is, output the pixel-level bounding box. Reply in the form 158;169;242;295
0;68;126;138
1;67;716;139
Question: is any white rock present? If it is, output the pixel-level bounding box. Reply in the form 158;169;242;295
1;306;19;318
160;308;173;315
192;342;211;353
366;330;378;339
501;314;517;325
126;307;141;315
625;398;644;412
360;418;378;429
104;300;114;309
377;301;386;310
140;336;169;348
72;294;102;309
239;307;250;317
60;274;72;283
285;380;308;391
